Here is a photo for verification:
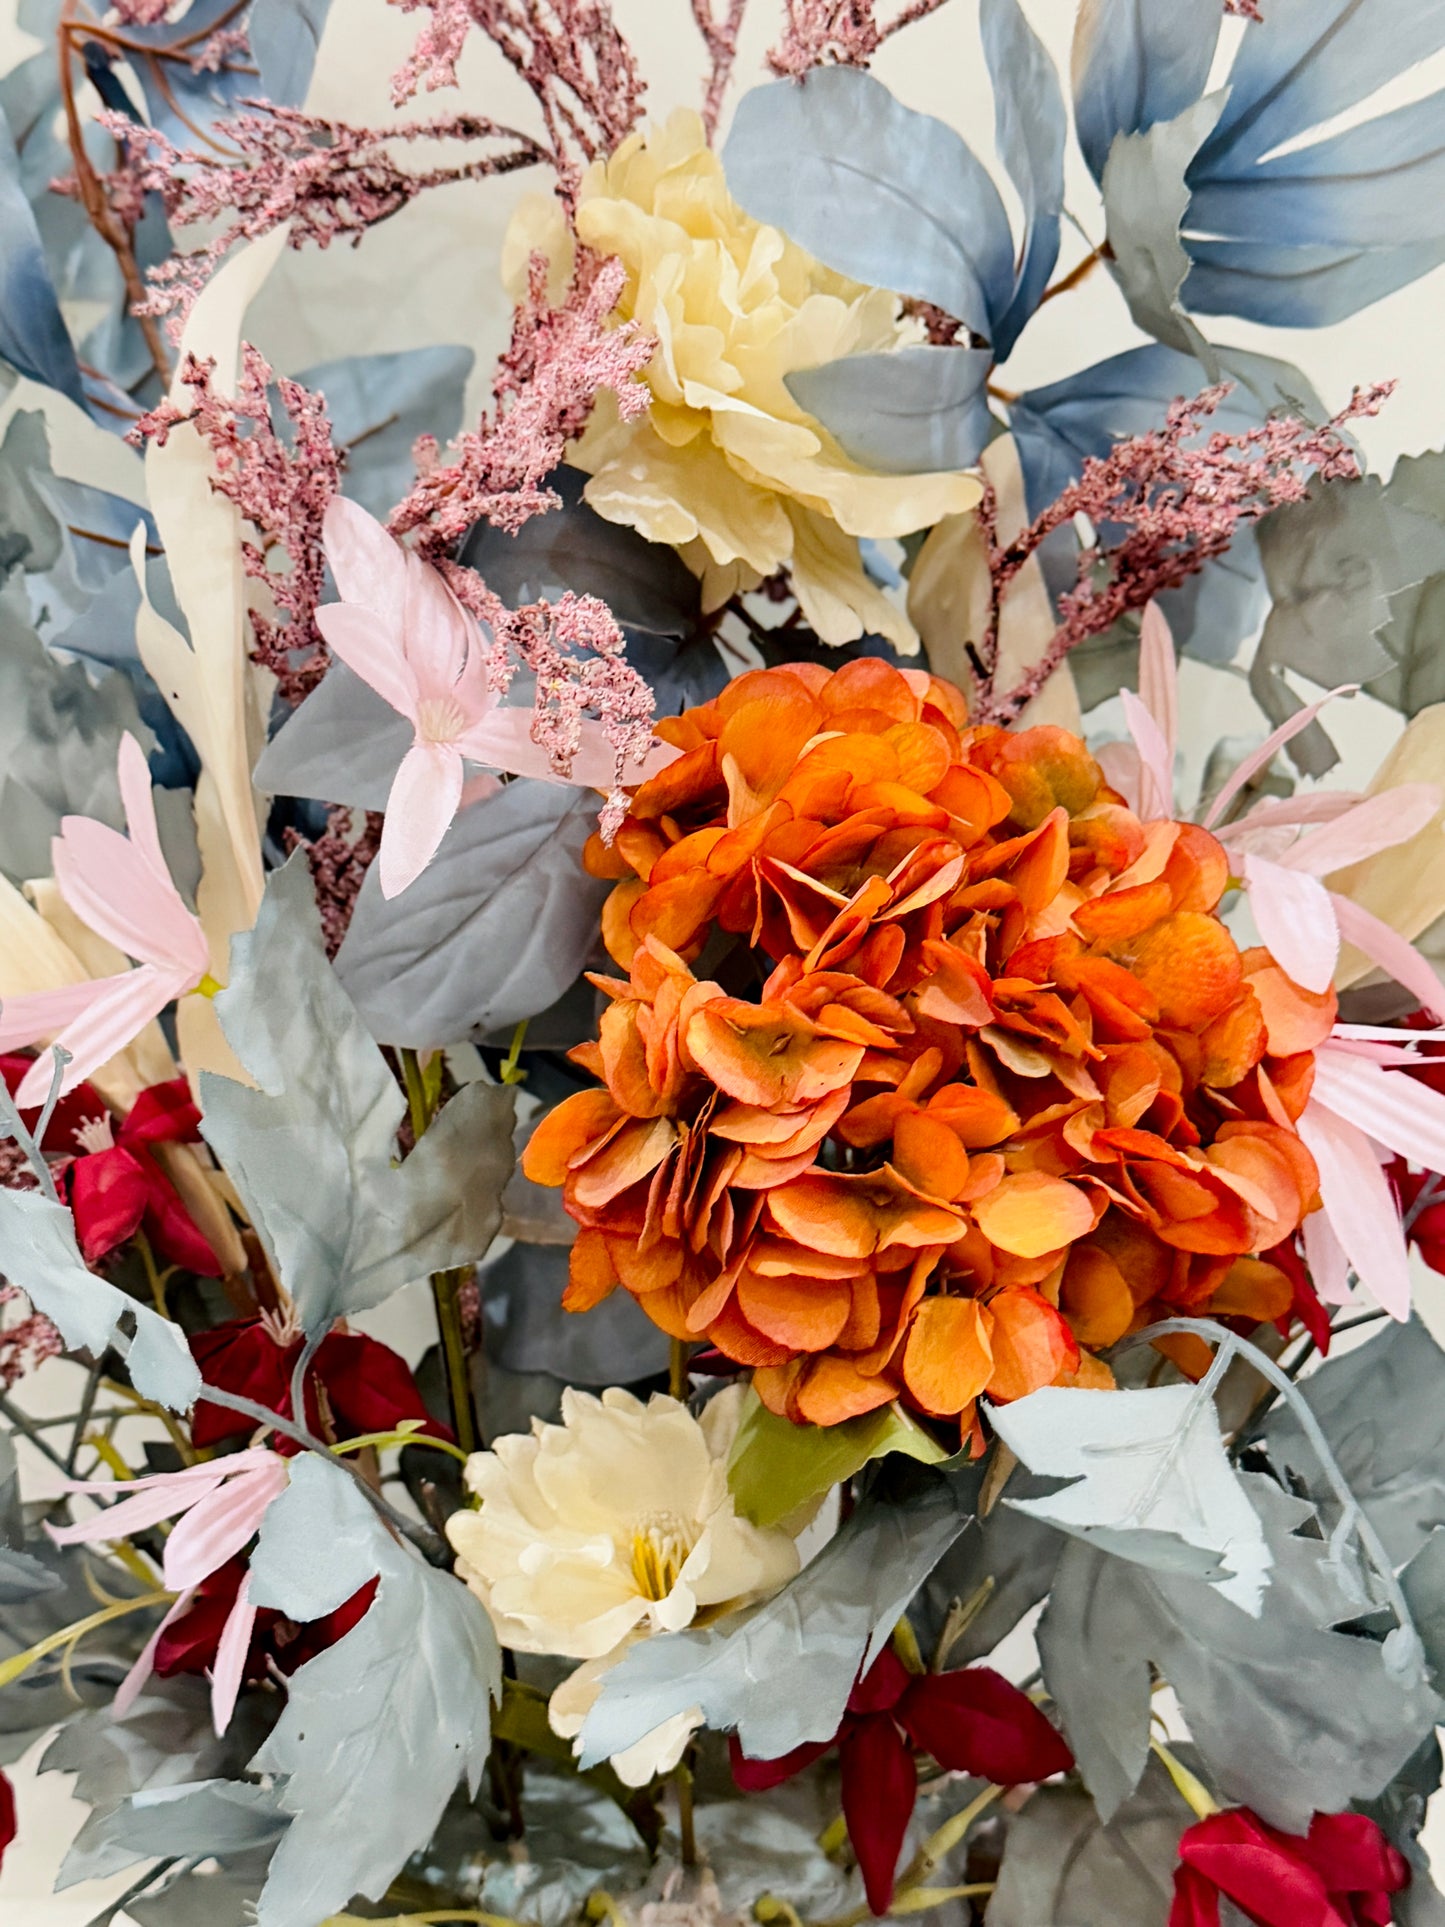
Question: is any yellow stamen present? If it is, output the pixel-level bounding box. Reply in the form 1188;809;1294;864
195;973;225;999
629;1517;694;1601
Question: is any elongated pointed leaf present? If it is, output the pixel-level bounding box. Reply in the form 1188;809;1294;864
200;854;516;1332
1071;0;1219;181
253;661;412;812
0;102;84;407
981;0;1064;353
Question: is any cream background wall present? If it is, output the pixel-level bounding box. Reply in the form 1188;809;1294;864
3;0;1445;1916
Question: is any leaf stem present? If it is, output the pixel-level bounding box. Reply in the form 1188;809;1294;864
400;1047;482;1457
676;1757;697;1868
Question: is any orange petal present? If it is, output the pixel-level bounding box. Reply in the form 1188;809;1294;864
1241;951;1338;1055
687;1000;864;1107
522;1089;620;1185
1199;991;1267;1088
705;1293;797;1367
902;1296;993;1415
602;878;647;967
571;1116;676;1210
1111;912;1244;1031
984;1287;1078;1402
792;1356;898;1427
925;1083;1020;1149
562;1229;618;1311
973;1171;1096;1259
892;1110;973;1202
1072;880;1175;944
1059;1245;1135;1348
736;1269;854;1351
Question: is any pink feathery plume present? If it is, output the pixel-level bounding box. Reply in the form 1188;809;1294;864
768;0;952;78
692;0;749;142
317;499;676;895
976;382;1393;725
388;250;653;551
0;736;211;1105
103;106;548;331
0;1281;63;1392
48;1449;290;1736
389;0;645;197
130;347;343;704
285;807;385;959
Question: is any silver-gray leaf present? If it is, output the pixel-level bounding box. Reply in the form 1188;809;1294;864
334;779;609;1050
252;659;412;811
786;346;994;476
200;854;516;1332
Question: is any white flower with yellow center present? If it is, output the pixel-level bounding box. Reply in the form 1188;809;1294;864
446;1384;800;1786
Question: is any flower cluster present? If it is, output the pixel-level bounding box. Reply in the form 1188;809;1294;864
528;660;1324;1427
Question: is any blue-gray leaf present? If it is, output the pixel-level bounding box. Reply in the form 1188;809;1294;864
981;0;1065;354
299;346;473;523
200;854;516;1332
723;68;1014;339
0;102;84;408
335;779;609;1050
252;0;334;105
1070;0;1219;182
787;346;994;475
248;1456;501;1927
253;660;413;812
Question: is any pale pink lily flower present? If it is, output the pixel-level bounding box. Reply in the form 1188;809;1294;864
0;734;212;1105
316;497;677;898
48;1448;289;1736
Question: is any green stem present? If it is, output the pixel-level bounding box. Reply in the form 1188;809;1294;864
669;1338;690;1402
676;1757;697;1868
400;1048;481;1458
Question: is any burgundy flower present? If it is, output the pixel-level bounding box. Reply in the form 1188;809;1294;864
731;1649;1072;1914
154;1555;379;1689
1;1059;219;1274
0;1767;14;1872
1171;1808;1410;1927
189;1313;449;1452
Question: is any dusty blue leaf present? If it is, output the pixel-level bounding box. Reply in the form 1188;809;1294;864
253;660;413;811
578;1459;972;1767
787;346;994;475
300;346;473;522
247;1454;381;1623
1402;1532;1445;1695
459;467;701;637
723;68;1014;337
252;0;334;104
1039;1478;1441;1830
986;1757;1192;1926
0;1186;199;1409
122;0;277;143
0;101;84;407
990;1383;1271;1611
1070;0;1219;182
1183;0;1445;325
981;0;1064;353
1100;93;1226;360
481;1241;671;1387
122;1857;275;1927
58;1781;288;1888
334;779;609;1050
248;1455;501;1927
0;1431;58;1606
915;1494;1063;1669
200;855;516;1332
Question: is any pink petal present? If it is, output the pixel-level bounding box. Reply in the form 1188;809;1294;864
1218;793;1362;836
1279;786;1443;876
112;1586;197;1721
1095;740;1141;813
322;496;408;616
161;1459;288;1591
47;1473;228;1549
1329;894;1445;1022
1333;1024;1445;1043
459;771;504;810
1138;602;1178;779
53;817;208;976
1300;1207;1353;1308
1242;853;1340;994
210;1572;256;1737
1298;1098;1412;1320
1203;685;1359;831
1312;1045;1445;1175
0;980;112;1053
115;733;170;886
401;549;476;692
1121;689;1173;822
315;604;420;722
13;964;186;1106
379;741;464;898
460;708;679;791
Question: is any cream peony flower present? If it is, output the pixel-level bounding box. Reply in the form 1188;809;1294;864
504;111;981;653
446;1384;800;1785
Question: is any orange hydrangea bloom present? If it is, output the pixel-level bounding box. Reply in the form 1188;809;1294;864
526;662;1323;1430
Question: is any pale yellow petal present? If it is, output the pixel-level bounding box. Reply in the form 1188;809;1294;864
1331;703;1445;986
786;501;919;653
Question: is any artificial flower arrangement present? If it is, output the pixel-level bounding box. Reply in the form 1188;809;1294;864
2;0;1445;1923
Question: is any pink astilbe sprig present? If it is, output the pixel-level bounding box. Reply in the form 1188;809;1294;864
0;1283;63;1393
388;249;653;551
129;346;343;704
692;0;749;142
390;0;645;197
1225;0;1264;17
975;381;1394;724
107;0;172;22
103;105;549;331
768;0;952;78
285;807;384;958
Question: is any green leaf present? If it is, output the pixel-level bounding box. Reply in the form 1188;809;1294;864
726;1391;947;1529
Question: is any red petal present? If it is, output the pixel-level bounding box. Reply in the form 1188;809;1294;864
314;1332;452;1445
120;1077;203;1147
899;1667;1073;1783
188;1320;294;1447
139;1155;221;1276
728;1732;833;1792
67;1147;149;1263
1297;1812;1410;1899
1178;1811;1344;1927
847;1647;913;1716
277;1574;379;1673
0;1767;14;1871
1169;1863;1222;1927
841;1715;917;1916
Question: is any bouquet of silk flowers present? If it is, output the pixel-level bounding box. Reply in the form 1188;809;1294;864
3;1;1445;1923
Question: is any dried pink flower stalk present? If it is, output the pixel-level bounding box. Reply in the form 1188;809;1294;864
285;807;384;957
975;381;1394;724
103;105;548;330
0;1284;63;1392
692;0;749;142
388;249;652;549
1224;0;1264;17
439;562;657;837
389;0;645;195
768;0;951;78
188;24;253;72
107;0;172;23
128;346;344;704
